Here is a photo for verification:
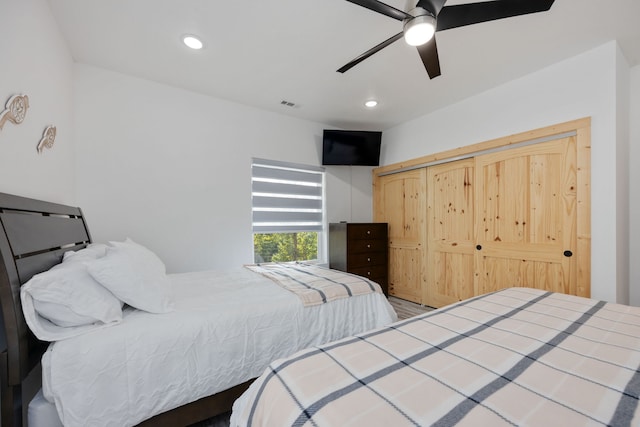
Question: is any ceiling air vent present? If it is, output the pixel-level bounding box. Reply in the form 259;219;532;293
280;100;298;108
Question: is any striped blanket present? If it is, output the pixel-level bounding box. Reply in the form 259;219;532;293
245;262;382;306
231;288;640;426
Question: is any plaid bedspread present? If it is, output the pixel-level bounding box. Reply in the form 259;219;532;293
245;262;382;307
231;288;640;426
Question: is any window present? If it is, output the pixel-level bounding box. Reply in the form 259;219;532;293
251;158;325;263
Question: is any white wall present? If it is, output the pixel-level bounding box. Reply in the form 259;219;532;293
616;46;631;303
325;166;374;224
73;65;371;273
0;0;75;204
631;64;640;306
382;41;626;303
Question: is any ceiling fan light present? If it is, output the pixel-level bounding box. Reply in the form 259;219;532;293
403;14;436;46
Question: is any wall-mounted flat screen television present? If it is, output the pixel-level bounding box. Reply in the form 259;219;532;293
322;130;382;166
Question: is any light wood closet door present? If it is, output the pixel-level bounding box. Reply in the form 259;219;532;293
426;159;475;307
474;136;583;297
374;119;590;308
374;169;426;303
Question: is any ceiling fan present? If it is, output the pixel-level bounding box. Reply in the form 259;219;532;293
338;0;555;79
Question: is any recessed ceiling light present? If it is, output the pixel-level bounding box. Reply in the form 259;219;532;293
365;100;378;108
183;35;203;50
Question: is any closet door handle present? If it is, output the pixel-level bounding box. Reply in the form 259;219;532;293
563;250;573;257
476;245;482;250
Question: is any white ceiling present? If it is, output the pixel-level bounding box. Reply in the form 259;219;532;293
48;0;640;131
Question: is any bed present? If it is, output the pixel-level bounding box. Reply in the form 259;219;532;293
231;287;640;426
0;192;396;427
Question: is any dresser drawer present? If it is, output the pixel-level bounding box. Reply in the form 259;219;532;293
347;224;386;240
348;238;387;253
349;264;387;281
347;252;387;268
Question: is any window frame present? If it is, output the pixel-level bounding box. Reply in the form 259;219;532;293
251;158;326;263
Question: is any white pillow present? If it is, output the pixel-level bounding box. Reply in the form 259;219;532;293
87;239;174;314
21;261;124;341
63;243;108;263
109;238;166;272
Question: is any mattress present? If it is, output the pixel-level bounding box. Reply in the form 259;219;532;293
39;268;396;427
231;287;640;426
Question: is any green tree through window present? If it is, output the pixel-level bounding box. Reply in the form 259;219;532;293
254;232;318;263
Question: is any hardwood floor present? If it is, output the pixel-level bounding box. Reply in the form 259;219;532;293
389;296;433;320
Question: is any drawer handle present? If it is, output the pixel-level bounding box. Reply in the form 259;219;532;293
367;244;371;248
367;257;371;262
367;230;371;235
367;271;371;276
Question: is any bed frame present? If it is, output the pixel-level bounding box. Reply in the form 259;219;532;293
0;192;250;427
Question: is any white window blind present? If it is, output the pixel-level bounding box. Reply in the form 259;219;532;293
251;158;325;234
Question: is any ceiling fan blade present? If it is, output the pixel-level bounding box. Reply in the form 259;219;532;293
436;0;554;32
416;0;448;16
337;32;404;73
345;0;413;21
416;36;441;79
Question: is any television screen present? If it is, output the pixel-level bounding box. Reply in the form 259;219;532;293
322;130;382;166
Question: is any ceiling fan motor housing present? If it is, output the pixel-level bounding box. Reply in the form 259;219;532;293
403;7;436;46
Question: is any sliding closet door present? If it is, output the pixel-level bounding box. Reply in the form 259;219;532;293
374;119;590;306
474;135;583;297
373;169;426;303
425;158;476;307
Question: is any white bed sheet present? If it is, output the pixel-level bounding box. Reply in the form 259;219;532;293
39;268;396;427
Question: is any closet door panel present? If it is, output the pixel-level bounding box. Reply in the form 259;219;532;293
374;169;426;303
475;136;579;296
477;258;568;295
430;251;475;306
382;172;423;245
426;159;475;307
388;247;422;302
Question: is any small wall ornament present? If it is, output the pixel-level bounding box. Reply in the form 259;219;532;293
0;94;29;131
37;125;56;153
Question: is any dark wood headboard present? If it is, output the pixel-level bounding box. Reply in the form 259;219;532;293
0;192;91;427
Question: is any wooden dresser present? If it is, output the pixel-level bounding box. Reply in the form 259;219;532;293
329;222;389;296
